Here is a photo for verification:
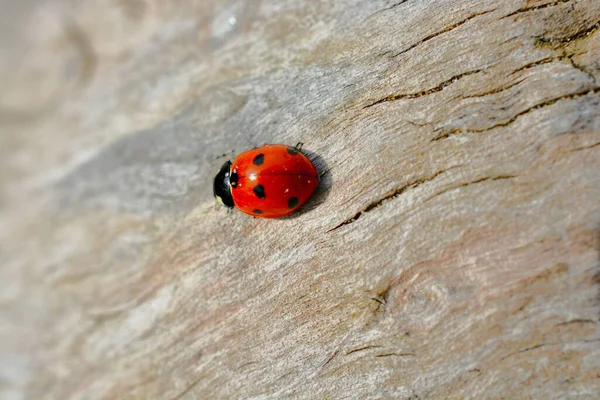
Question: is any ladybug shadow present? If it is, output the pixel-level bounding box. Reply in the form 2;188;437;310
281;147;332;220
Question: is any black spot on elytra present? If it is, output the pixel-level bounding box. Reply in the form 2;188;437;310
253;154;264;165
287;147;298;155
253;209;262;215
288;197;299;208
253;184;266;199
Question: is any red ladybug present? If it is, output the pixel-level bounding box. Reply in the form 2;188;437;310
213;144;319;218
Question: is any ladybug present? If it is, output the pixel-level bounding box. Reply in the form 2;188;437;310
213;143;319;218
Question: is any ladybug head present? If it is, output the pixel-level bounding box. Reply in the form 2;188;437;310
213;160;235;208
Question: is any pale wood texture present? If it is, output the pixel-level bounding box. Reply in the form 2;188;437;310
1;0;599;399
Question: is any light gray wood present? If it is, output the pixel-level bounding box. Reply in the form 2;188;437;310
1;0;599;398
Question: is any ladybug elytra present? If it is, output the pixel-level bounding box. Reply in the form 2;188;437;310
213;144;319;218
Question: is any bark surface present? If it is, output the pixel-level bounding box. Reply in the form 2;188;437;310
1;0;599;398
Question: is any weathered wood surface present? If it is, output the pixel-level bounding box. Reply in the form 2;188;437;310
1;0;599;398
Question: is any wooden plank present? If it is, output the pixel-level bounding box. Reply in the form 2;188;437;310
1;0;598;398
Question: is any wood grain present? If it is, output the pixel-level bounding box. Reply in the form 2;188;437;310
1;0;599;398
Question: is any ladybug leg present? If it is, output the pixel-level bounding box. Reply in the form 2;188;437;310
319;167;331;178
294;142;304;151
213;149;235;161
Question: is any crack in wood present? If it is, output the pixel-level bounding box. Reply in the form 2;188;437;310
430;128;462;142
370;296;386;306
432;56;596;140
364;69;482;108
501;0;573;19
367;46;594;111
455;175;516;187
346;345;383;355
535;20;600;45
500;343;550;361
390;9;495;58
468;87;600;133
433;87;600;141
556;318;597;326
330;173;516;236
500;338;600;361
461;78;526;99
369;0;410;20
510;53;586;76
511;57;557;75
327;166;461;233
423;175;517;204
322;348;340;368
381;0;409;13
369;284;394;321
170;374;205;400
407;120;432;128
568;56;597;85
569;141;600;153
375;352;416;358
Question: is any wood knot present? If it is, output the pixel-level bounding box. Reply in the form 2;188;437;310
379;269;452;333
